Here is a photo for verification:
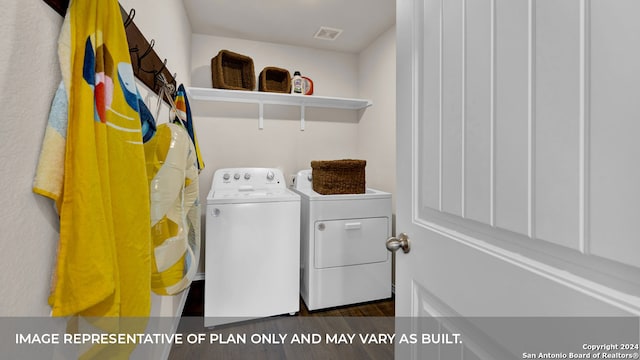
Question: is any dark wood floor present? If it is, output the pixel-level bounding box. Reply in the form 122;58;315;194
170;281;395;359
180;280;395;318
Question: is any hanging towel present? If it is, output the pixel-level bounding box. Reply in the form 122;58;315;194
36;0;151;321
144;123;200;295
33;81;68;212
138;90;156;142
173;84;205;171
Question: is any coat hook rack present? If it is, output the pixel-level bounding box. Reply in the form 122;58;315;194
123;8;135;28
41;0;177;104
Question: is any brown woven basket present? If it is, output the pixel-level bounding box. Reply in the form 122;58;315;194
211;50;256;90
259;67;291;93
311;159;366;195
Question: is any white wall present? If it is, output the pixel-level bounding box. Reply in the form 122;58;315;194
190;33;362;186
357;26;397;212
0;0;63;317
191;34;359;97
356;25;397;285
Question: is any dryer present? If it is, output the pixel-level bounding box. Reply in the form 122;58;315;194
292;169;392;311
205;168;300;327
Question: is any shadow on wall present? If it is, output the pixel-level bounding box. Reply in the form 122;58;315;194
190;97;359;124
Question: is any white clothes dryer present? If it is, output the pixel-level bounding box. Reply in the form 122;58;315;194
205;168;300;327
292;169;392;311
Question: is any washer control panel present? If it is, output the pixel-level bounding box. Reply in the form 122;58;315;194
212;168;286;191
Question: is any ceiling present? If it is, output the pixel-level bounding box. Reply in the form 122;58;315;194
182;0;396;53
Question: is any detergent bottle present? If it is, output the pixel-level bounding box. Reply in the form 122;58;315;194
292;71;303;94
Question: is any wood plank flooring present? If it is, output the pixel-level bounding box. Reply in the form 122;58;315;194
180;280;395;318
297;295;395;317
169;281;395;359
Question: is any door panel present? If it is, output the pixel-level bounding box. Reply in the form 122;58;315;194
494;0;529;236
589;0;640;268
418;0;442;212
464;0;492;224
396;0;640;358
441;0;463;217
533;0;581;249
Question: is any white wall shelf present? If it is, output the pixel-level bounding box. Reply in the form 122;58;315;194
186;87;372;130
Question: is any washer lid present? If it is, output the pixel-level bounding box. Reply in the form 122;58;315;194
207;188;300;204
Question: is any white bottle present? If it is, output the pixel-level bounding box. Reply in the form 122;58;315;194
292;71;303;94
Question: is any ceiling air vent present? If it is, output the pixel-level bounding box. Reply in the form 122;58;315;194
313;26;343;41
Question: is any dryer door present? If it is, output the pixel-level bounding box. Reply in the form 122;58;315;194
314;217;389;269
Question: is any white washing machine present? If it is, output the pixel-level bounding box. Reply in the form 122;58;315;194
292;169;392;311
204;168;300;327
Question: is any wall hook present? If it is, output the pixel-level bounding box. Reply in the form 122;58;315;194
153;60;172;92
152;59;168;90
137;39;155;69
156;58;168;77
123;8;136;28
45;1;178;107
129;45;139;56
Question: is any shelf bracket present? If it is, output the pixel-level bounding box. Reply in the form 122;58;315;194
258;102;264;130
300;105;305;131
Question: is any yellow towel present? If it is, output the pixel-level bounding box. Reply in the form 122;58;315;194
40;0;151;320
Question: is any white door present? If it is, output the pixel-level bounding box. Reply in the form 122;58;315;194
394;0;640;358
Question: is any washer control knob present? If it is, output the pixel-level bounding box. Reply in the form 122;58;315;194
223;173;230;181
244;173;251;180
234;173;241;180
266;171;275;181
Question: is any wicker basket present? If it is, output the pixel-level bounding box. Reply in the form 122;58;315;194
211;50;256;90
311;159;366;195
259;67;291;93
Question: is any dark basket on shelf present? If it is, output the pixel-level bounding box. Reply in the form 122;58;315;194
311;159;366;195
211;50;256;90
259;67;291;93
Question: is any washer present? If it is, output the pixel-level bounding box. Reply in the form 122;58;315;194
205;168;300;327
292;169;392;311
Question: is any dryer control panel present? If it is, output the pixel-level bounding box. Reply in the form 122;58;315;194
293;169;313;191
211;168;286;191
